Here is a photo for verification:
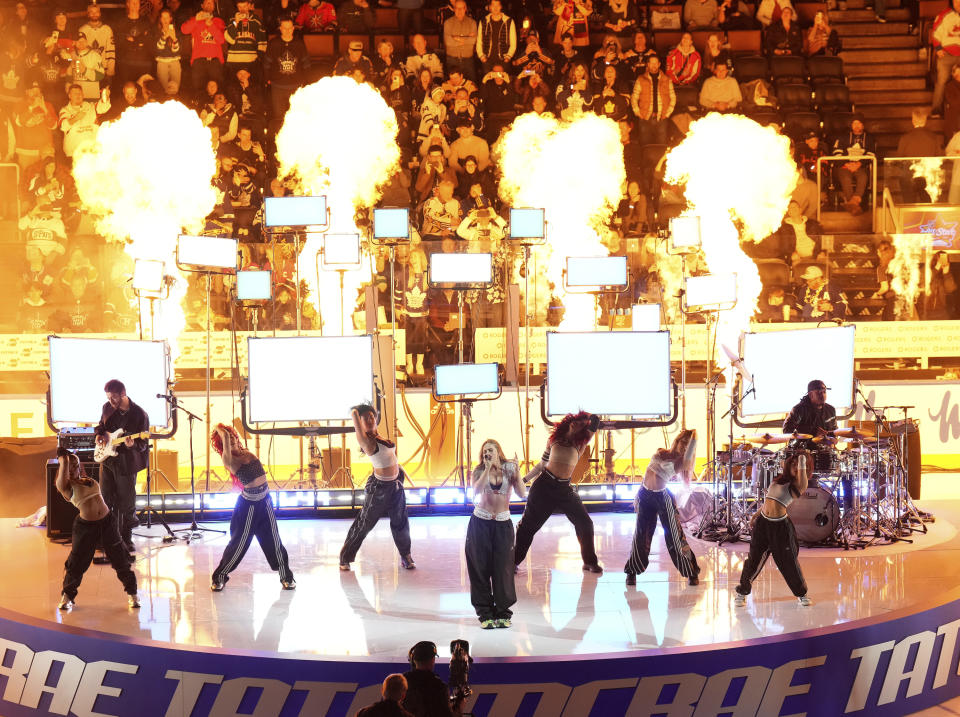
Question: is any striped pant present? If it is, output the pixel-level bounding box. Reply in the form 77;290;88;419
624;486;699;579
212;494;294;585
339;474;411;565
736;513;807;598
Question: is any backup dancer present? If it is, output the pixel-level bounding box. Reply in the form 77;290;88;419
515;411;603;573
210;424;296;591
624;429;701;586
55;448;139;610
339;404;415;570
466;439;525;629
734;450;813;607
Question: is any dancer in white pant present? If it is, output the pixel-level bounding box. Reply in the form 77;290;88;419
624;429;700;586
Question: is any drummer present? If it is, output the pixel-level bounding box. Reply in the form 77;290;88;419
782;379;837;450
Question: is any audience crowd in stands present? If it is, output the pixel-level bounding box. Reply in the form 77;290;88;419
4;0;959;374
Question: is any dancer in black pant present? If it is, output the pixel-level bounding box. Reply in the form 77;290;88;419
54;448;139;610
624;429;701;586
735;450;813;607
95;379;150;553
210;424;296;591
466;439;525;629
339;404;414;571
514;411;603;573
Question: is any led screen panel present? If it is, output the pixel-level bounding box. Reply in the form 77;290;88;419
435;363;499;396
373;208;410;239
237;270;272;300
509;208;545;239
566;256;628;287
429;253;493;285
263;196;328;227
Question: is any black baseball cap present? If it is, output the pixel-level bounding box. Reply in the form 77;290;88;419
409;641;437;661
807;380;829;391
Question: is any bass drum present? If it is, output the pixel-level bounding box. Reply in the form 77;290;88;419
786;486;840;544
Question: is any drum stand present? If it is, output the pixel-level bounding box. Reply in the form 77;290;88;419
886;407;927;536
856;386;908;546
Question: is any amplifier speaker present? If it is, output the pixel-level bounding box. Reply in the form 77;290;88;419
321;448;352;488
900;427;922;500
46;459;100;541
151;450;180;493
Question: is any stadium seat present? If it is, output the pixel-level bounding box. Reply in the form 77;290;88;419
734;55;769;84
807;55;844;83
777;83;814;112
674;84;700;114
815;82;852;112
784;111;822;139
769;55;806;84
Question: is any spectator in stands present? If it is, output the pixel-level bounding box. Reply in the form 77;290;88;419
765;6;802;56
14;85;57;171
338;0;374;33
117;0;155;85
427;283;471;367
756;286;793;321
945;63;960;138
415;143;457;202
224;0;266;87
411;67;437;116
603;0;640;40
59;84;106;160
804;10;840;56
479;63;517;140
590;35;624;88
553;0;593;47
445;1;478;80
595;65;631;120
516;70;552;109
719;0;760;29
446;84;480;130
927;250;957;318
932;0;960;114
79;2;116;82
416;85;446;143
373;40;401;87
795;265;847;322
457;203;506;241
422;178;462;238
477;0;517;74
230;125;267;180
896;109;944;202
755;0;793;27
684;0;719;29
384;68;413;142
622;30;656;81
101;81;142;122
230;67;267;135
405;34;444;81
556;61;593;119
699;61;741;111
666;32;701;85
617;179;648;234
832;117;875;215
873;238;896;320
36;11;74;100
449;118;489;170
202;92;238;145
28;156;73;216
154;9;182;95
334;40;374;77
296;0;337;32
356;674;413;717
632;54;675;145
702;34;731;78
456;156;495;202
514;30;556;80
20;282;51;332
66;32;106;102
181;0;226;100
264;18;310;127
779;199;824;264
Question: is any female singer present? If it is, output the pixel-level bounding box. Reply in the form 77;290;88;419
210;423;295;591
466;439;524;628
734;450;813;606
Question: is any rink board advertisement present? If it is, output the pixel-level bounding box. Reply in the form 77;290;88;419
2;592;960;717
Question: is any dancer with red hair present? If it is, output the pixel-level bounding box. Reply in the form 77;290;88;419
514;411;603;573
210;423;295;591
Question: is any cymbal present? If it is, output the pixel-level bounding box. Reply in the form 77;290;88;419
747;433;794;444
834;428;891;440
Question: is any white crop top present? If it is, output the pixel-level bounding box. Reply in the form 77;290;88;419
368;440;397;469
766;481;795;508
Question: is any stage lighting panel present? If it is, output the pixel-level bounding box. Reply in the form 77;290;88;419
264;196;328;228
321;233;362;268
509;208;546;239
373;208;411;239
429;252;493;286
684;273;738;310
632;303;660;331
177;235;238;271
565;256;628;288
236;270;272;301
434;362;499;396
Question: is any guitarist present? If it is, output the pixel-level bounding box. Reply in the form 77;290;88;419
95;379;149;553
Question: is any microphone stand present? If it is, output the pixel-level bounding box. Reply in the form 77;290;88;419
719;375;754;544
160;394;226;542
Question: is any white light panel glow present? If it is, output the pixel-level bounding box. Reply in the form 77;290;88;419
373;208;410;239
429;253;492;285
263;196;328;227
566;256;628;287
434;363;499;396
177;235;237;270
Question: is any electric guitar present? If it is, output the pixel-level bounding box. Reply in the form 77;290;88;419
93;429;150;463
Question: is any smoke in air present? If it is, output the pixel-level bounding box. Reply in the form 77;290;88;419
276;76;400;335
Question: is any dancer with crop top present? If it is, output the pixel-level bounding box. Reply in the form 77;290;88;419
466;439;525;629
339;403;415;571
624;429;701;586
54;448;140;610
210;424;296;591
734;450;813;607
514;411;604;573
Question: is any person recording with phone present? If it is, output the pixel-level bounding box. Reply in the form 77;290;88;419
339;404;415;571
94;379;149;554
403;641;460;716
515;411;604;574
624;429;701;586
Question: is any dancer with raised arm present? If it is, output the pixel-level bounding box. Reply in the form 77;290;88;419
734;450;813;607
466;439;525;629
339;403;415;571
210;424;296;591
54;448;139;610
624;429;701;586
514;411;603;573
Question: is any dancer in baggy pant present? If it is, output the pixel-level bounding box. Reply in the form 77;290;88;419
624;429;701;586
514;411;603;573
210;424;295;591
339;404;415;570
735;450;813;607
55;448;139;610
465;439;525;629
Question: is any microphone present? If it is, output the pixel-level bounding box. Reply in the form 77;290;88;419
156;393;176;402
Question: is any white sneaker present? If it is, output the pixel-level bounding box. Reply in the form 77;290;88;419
798;595;813;607
128;594;141;609
58;593;74;610
734;593;747;607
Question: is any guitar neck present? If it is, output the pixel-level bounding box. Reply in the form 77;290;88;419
112;432;148;446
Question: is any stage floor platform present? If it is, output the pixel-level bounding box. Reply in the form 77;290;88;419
3;478;960;716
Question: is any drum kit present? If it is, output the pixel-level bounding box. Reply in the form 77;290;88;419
696;420;929;548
